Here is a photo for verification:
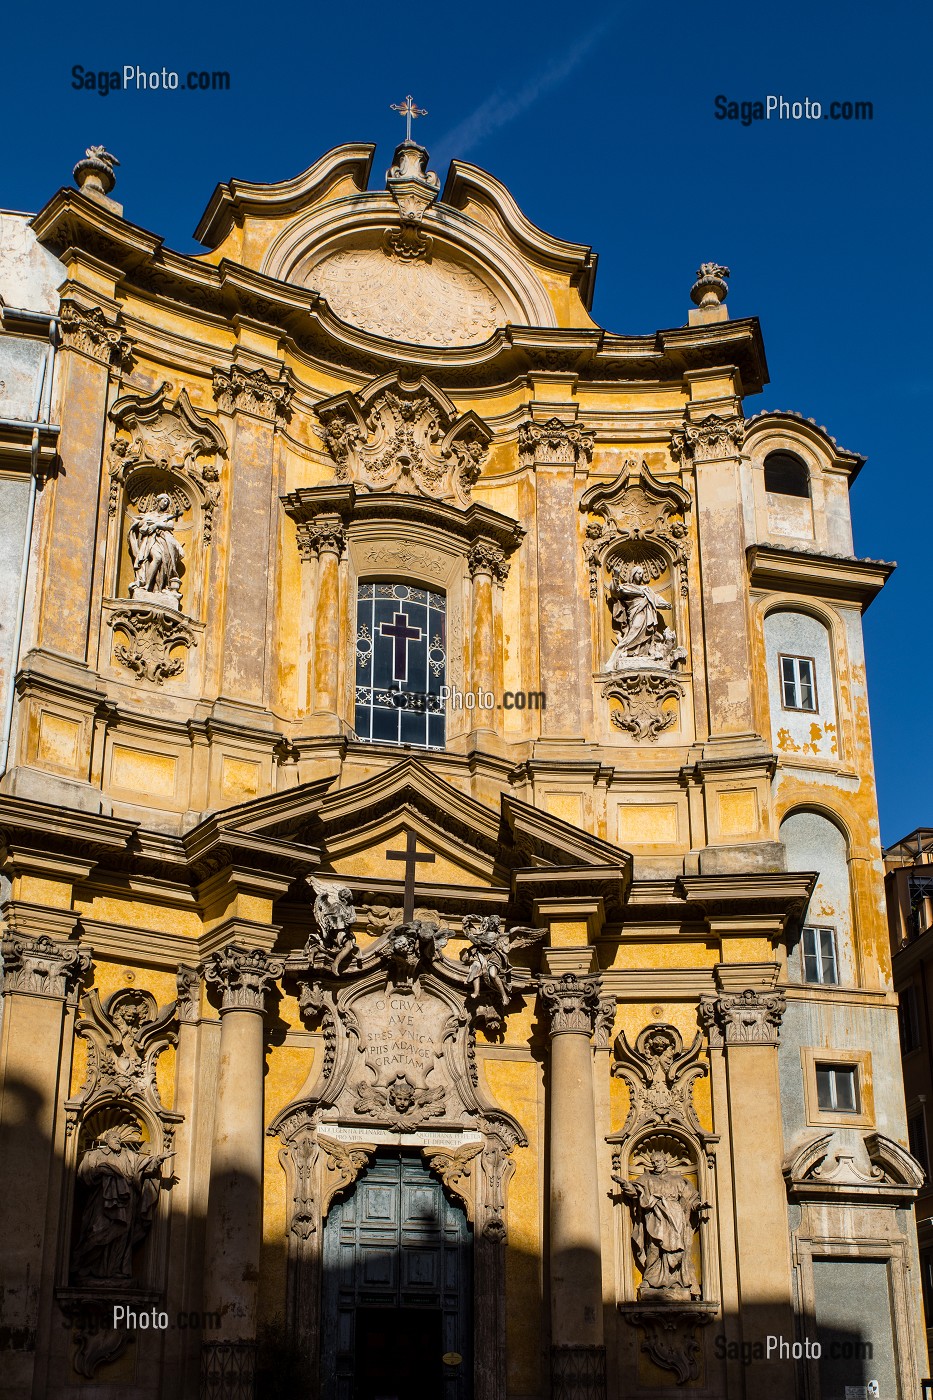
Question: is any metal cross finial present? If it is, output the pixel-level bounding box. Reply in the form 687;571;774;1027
390;95;428;143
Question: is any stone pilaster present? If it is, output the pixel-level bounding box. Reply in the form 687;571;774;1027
698;984;795;1399
213;364;292;708
671;390;757;741
520;418;595;739
0;926;91;1400
200;943;283;1393
540;971;607;1400
305;518;347;717
39;298;129;661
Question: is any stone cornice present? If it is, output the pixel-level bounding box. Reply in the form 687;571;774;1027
28;190;767;390
281;484;526;556
746;544;893;610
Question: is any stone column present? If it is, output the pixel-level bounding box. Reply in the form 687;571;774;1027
308;518;347;717
0;927;91;1400
213;364;292;708
520;418;595;740
39;297;130;660
540;971;607;1400
201;943;283;1393
699;985;796;1400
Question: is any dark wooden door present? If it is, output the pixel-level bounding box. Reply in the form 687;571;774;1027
322;1153;472;1400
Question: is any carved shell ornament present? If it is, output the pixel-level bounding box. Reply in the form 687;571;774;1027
309;245;505;347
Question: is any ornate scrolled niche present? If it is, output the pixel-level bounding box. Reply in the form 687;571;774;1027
104;383;225;686
314;371;493;505
580;462;693;741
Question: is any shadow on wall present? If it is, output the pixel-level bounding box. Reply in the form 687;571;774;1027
0;1063;905;1400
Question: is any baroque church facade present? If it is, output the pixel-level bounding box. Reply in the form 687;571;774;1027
0;134;926;1400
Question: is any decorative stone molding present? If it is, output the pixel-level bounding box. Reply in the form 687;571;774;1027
212;364;293;422
690;263;730;311
698;988;786;1046
203;943;284;1014
550;1345;606;1400
315;372;492;503
783;1129;925;1202
421;1141;483;1225
73;986;177;1107
108;603;197;684
108;382;227;544
296;519;347;561
622;1307;715;1386
317;1134;378;1219
518;417;595;468
176;963;201;1023
354;1072;446;1131
539;973;604;1037
611;1022;713;1150
467;541;509;583
1;933;91;1000
670;414;745;462
579;460;692;599
603;669;685;741
59;299;131;367
385;139;440;224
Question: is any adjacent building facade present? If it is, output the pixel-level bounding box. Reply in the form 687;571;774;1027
0;137;925;1400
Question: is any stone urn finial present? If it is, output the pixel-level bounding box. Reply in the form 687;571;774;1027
688;263;730;324
73;146;123;213
386;140;440;224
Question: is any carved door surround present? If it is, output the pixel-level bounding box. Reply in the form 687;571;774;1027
579;461;694;743
281;482;524;739
102;383;226;689
268;921;528;1400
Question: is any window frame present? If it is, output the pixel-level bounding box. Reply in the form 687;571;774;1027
779;652;819;713
763;449;811;499
815;1062;860;1113
802;925;839;985
352;580;448;752
801;1046;874;1127
898;983;921;1055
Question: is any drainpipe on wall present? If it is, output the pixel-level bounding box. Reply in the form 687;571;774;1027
0;311;58;777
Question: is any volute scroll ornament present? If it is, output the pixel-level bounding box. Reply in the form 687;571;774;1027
1;933;92;1000
698;988;786;1046
539;973;605;1037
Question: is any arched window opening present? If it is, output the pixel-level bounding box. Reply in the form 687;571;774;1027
764;450;810;499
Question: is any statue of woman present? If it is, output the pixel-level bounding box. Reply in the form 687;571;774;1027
606;565;671;668
128;493;184;602
71;1123;173;1283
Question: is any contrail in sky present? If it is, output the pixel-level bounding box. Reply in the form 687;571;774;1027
431;10;623;170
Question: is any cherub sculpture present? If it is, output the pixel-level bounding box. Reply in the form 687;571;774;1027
386;920;449;988
460;915;544;1028
307;877;357;973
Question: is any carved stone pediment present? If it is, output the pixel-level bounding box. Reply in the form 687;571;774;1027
108;382;227;528
315;372;492;503
580;460;692;599
783;1129;925;1201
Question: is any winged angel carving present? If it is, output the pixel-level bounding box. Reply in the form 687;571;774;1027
460;915;545;1030
306;877;358;973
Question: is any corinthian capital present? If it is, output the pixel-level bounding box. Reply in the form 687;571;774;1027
296;518;347;560
59;299;131;367
698;988;786;1046
518;417;595;468
539;973;604;1037
212;365;293;422
204;943;283;1013
1;934;92;1000
670;414;745;462
467;541;509;582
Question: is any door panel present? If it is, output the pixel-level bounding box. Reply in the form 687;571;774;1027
322;1153;472;1400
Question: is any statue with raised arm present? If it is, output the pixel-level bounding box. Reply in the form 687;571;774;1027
617;1151;706;1301
606;564;673;669
307;877;358;973
71;1123;173;1283
127;493;184;605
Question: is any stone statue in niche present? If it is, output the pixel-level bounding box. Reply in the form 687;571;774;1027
618;1150;706;1302
127;492;184;609
71;1123;174;1283
307;877;358;974
606;565;684;673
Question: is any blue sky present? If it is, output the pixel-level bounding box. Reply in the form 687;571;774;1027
3;0;930;843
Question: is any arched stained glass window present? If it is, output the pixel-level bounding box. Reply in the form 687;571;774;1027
354;582;446;749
